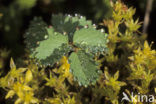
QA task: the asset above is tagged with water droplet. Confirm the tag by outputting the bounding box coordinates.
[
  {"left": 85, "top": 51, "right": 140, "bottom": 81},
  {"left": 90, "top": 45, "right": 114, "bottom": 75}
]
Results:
[
  {"left": 44, "top": 35, "right": 48, "bottom": 39},
  {"left": 106, "top": 39, "right": 109, "bottom": 43},
  {"left": 68, "top": 14, "right": 71, "bottom": 17},
  {"left": 84, "top": 25, "right": 88, "bottom": 28},
  {"left": 93, "top": 24, "right": 96, "bottom": 28},
  {"left": 63, "top": 32, "right": 67, "bottom": 35},
  {"left": 75, "top": 13, "right": 78, "bottom": 16},
  {"left": 36, "top": 41, "right": 40, "bottom": 45},
  {"left": 101, "top": 29, "right": 104, "bottom": 33},
  {"left": 54, "top": 32, "right": 57, "bottom": 35},
  {"left": 78, "top": 82, "right": 81, "bottom": 86}
]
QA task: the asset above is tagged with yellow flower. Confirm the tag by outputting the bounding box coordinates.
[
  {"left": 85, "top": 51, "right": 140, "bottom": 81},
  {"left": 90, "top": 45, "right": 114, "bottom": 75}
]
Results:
[
  {"left": 46, "top": 95, "right": 76, "bottom": 104},
  {"left": 25, "top": 69, "right": 33, "bottom": 83},
  {"left": 4, "top": 59, "right": 38, "bottom": 104},
  {"left": 59, "top": 56, "right": 70, "bottom": 78},
  {"left": 45, "top": 97, "right": 61, "bottom": 104},
  {"left": 45, "top": 71, "right": 56, "bottom": 87},
  {"left": 130, "top": 41, "right": 156, "bottom": 70},
  {"left": 6, "top": 81, "right": 38, "bottom": 104},
  {"left": 62, "top": 95, "right": 76, "bottom": 104},
  {"left": 125, "top": 19, "right": 141, "bottom": 32},
  {"left": 60, "top": 56, "right": 70, "bottom": 70}
]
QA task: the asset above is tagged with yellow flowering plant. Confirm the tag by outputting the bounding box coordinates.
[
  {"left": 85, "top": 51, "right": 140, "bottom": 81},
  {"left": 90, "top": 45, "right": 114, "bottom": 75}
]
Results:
[{"left": 0, "top": 0, "right": 156, "bottom": 104}]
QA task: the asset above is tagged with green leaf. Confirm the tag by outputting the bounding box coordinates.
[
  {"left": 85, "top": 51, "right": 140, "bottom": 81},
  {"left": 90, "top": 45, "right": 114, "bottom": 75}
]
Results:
[
  {"left": 51, "top": 14, "right": 78, "bottom": 34},
  {"left": 73, "top": 28, "right": 109, "bottom": 54},
  {"left": 51, "top": 14, "right": 94, "bottom": 42},
  {"left": 69, "top": 50, "right": 101, "bottom": 86},
  {"left": 40, "top": 44, "right": 72, "bottom": 66},
  {"left": 31, "top": 27, "right": 69, "bottom": 66},
  {"left": 71, "top": 15, "right": 93, "bottom": 28},
  {"left": 24, "top": 17, "right": 48, "bottom": 53}
]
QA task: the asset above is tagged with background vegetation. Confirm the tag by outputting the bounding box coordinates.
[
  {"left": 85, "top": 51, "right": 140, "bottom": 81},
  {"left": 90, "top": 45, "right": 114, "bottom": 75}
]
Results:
[{"left": 0, "top": 0, "right": 156, "bottom": 104}]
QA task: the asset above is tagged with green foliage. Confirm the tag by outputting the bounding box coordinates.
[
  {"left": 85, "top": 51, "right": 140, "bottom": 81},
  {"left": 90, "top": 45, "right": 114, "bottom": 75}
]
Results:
[
  {"left": 73, "top": 28, "right": 108, "bottom": 54},
  {"left": 0, "top": 58, "right": 39, "bottom": 104},
  {"left": 0, "top": 1, "right": 156, "bottom": 104},
  {"left": 103, "top": 70, "right": 126, "bottom": 104},
  {"left": 0, "top": 4, "right": 22, "bottom": 42},
  {"left": 24, "top": 17, "right": 48, "bottom": 53},
  {"left": 69, "top": 51, "right": 100, "bottom": 86},
  {"left": 42, "top": 0, "right": 65, "bottom": 4},
  {"left": 30, "top": 27, "right": 68, "bottom": 65},
  {"left": 15, "top": 0, "right": 37, "bottom": 9},
  {"left": 0, "top": 0, "right": 37, "bottom": 56},
  {"left": 0, "top": 49, "right": 10, "bottom": 69},
  {"left": 128, "top": 41, "right": 156, "bottom": 94},
  {"left": 51, "top": 14, "right": 93, "bottom": 42},
  {"left": 97, "top": 1, "right": 156, "bottom": 103},
  {"left": 89, "top": 0, "right": 114, "bottom": 20},
  {"left": 0, "top": 57, "right": 76, "bottom": 104},
  {"left": 24, "top": 14, "right": 109, "bottom": 86}
]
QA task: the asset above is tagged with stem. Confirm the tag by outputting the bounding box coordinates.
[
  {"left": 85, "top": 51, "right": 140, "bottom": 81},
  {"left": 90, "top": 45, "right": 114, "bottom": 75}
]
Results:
[{"left": 143, "top": 0, "right": 154, "bottom": 34}]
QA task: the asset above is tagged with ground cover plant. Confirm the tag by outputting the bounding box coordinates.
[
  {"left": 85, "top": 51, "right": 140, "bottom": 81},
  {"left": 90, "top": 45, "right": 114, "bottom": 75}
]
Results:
[{"left": 0, "top": 0, "right": 156, "bottom": 104}]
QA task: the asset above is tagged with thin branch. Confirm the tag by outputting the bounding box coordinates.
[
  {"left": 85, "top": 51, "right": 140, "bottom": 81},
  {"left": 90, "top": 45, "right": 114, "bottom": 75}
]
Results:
[{"left": 143, "top": 0, "right": 154, "bottom": 34}]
